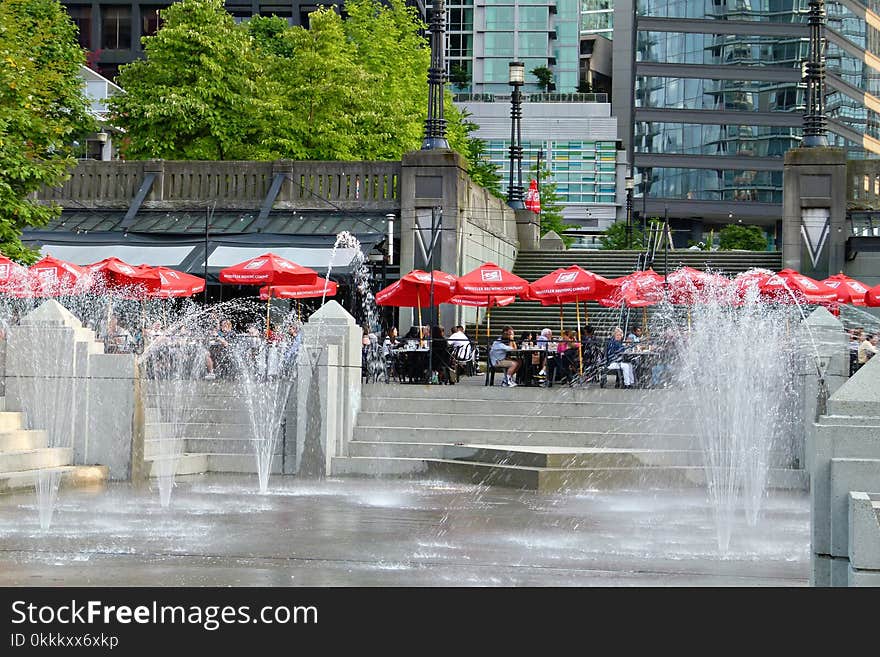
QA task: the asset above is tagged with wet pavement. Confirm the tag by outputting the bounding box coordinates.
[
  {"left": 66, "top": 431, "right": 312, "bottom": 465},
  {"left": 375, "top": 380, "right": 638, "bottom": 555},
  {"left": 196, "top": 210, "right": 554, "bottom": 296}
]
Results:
[{"left": 0, "top": 475, "right": 810, "bottom": 586}]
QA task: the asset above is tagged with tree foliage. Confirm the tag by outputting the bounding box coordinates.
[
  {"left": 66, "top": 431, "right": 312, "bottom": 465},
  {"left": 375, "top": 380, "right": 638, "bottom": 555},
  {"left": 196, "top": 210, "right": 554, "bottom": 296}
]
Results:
[
  {"left": 0, "top": 0, "right": 94, "bottom": 262},
  {"left": 449, "top": 64, "right": 471, "bottom": 91},
  {"left": 111, "top": 0, "right": 275, "bottom": 160},
  {"left": 718, "top": 224, "right": 767, "bottom": 251},
  {"left": 531, "top": 66, "right": 554, "bottom": 93},
  {"left": 600, "top": 221, "right": 644, "bottom": 250},
  {"left": 529, "top": 164, "right": 576, "bottom": 246}
]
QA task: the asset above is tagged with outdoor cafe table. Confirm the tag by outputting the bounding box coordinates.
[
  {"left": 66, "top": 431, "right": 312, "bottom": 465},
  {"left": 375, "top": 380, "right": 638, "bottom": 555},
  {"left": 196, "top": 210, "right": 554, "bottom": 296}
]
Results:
[
  {"left": 507, "top": 345, "right": 554, "bottom": 387},
  {"left": 620, "top": 347, "right": 665, "bottom": 388},
  {"left": 391, "top": 346, "right": 430, "bottom": 383}
]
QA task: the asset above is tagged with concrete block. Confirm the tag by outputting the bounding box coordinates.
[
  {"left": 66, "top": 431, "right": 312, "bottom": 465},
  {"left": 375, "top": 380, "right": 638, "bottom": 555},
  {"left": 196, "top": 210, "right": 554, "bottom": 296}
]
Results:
[
  {"left": 811, "top": 553, "right": 832, "bottom": 587},
  {"left": 827, "top": 353, "right": 880, "bottom": 417},
  {"left": 848, "top": 492, "right": 880, "bottom": 570},
  {"left": 809, "top": 429, "right": 833, "bottom": 555},
  {"left": 830, "top": 556, "right": 851, "bottom": 586},
  {"left": 848, "top": 565, "right": 880, "bottom": 587},
  {"left": 830, "top": 458, "right": 880, "bottom": 557}
]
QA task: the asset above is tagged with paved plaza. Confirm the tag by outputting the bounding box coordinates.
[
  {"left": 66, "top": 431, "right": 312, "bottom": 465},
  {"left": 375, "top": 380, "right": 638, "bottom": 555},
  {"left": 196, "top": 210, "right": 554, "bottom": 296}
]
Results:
[{"left": 0, "top": 475, "right": 809, "bottom": 586}]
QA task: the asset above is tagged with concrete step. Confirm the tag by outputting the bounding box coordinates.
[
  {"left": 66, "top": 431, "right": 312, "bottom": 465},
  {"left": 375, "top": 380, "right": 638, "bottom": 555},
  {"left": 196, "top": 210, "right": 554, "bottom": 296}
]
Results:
[
  {"left": 145, "top": 407, "right": 250, "bottom": 424},
  {"left": 144, "top": 437, "right": 282, "bottom": 458},
  {"left": 0, "top": 447, "right": 72, "bottom": 473},
  {"left": 818, "top": 413, "right": 880, "bottom": 427},
  {"left": 146, "top": 453, "right": 282, "bottom": 477},
  {"left": 332, "top": 456, "right": 806, "bottom": 492},
  {"left": 348, "top": 441, "right": 701, "bottom": 467},
  {"left": 360, "top": 398, "right": 686, "bottom": 419},
  {"left": 0, "top": 464, "right": 109, "bottom": 494},
  {"left": 348, "top": 440, "right": 796, "bottom": 468},
  {"left": 0, "top": 429, "right": 48, "bottom": 453},
  {"left": 0, "top": 412, "right": 24, "bottom": 431},
  {"left": 145, "top": 422, "right": 254, "bottom": 440},
  {"left": 352, "top": 425, "right": 700, "bottom": 449},
  {"left": 362, "top": 385, "right": 686, "bottom": 405},
  {"left": 355, "top": 411, "right": 689, "bottom": 434}
]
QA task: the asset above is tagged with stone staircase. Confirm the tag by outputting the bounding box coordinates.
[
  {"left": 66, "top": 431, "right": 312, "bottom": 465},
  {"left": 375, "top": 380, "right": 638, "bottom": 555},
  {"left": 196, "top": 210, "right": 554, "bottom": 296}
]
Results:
[
  {"left": 481, "top": 250, "right": 783, "bottom": 338},
  {"left": 143, "top": 381, "right": 283, "bottom": 477},
  {"left": 0, "top": 396, "right": 107, "bottom": 494},
  {"left": 333, "top": 385, "right": 807, "bottom": 492}
]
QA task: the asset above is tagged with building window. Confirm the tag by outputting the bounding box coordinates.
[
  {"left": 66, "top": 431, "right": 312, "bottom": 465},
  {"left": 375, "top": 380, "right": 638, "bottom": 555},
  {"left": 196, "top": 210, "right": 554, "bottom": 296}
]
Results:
[
  {"left": 141, "top": 6, "right": 166, "bottom": 42},
  {"left": 67, "top": 5, "right": 92, "bottom": 50},
  {"left": 101, "top": 7, "right": 131, "bottom": 50}
]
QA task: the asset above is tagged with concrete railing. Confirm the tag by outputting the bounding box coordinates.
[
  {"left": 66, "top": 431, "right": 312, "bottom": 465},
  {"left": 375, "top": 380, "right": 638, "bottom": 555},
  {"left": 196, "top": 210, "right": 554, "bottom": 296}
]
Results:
[
  {"left": 36, "top": 159, "right": 402, "bottom": 212},
  {"left": 848, "top": 159, "right": 880, "bottom": 210}
]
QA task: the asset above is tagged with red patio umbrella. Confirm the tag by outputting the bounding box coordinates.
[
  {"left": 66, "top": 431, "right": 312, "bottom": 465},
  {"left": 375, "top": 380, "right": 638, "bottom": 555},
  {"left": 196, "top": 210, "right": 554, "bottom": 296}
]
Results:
[
  {"left": 446, "top": 295, "right": 515, "bottom": 308},
  {"left": 821, "top": 273, "right": 870, "bottom": 306},
  {"left": 666, "top": 266, "right": 731, "bottom": 305},
  {"left": 865, "top": 283, "right": 880, "bottom": 307},
  {"left": 259, "top": 278, "right": 338, "bottom": 300},
  {"left": 218, "top": 252, "right": 318, "bottom": 286},
  {"left": 87, "top": 257, "right": 161, "bottom": 295},
  {"left": 597, "top": 269, "right": 665, "bottom": 308},
  {"left": 27, "top": 256, "right": 91, "bottom": 297},
  {"left": 0, "top": 256, "right": 29, "bottom": 295},
  {"left": 758, "top": 269, "right": 837, "bottom": 304},
  {"left": 455, "top": 262, "right": 529, "bottom": 296},
  {"left": 147, "top": 267, "right": 206, "bottom": 298},
  {"left": 376, "top": 270, "right": 457, "bottom": 307}
]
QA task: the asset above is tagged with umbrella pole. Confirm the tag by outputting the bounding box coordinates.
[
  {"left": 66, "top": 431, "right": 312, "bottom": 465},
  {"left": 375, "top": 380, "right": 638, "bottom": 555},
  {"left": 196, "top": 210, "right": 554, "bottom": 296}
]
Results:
[
  {"left": 417, "top": 299, "right": 423, "bottom": 347},
  {"left": 687, "top": 308, "right": 692, "bottom": 332},
  {"left": 559, "top": 303, "right": 563, "bottom": 334},
  {"left": 642, "top": 307, "right": 647, "bottom": 334},
  {"left": 265, "top": 290, "right": 272, "bottom": 339},
  {"left": 583, "top": 301, "right": 589, "bottom": 327},
  {"left": 576, "top": 298, "right": 583, "bottom": 378}
]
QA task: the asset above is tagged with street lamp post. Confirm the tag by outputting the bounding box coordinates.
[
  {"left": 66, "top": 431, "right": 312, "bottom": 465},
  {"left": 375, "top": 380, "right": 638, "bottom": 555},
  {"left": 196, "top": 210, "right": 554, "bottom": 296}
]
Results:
[
  {"left": 625, "top": 173, "right": 635, "bottom": 249},
  {"left": 507, "top": 61, "right": 525, "bottom": 209},
  {"left": 422, "top": 0, "right": 449, "bottom": 150},
  {"left": 803, "top": 0, "right": 828, "bottom": 148}
]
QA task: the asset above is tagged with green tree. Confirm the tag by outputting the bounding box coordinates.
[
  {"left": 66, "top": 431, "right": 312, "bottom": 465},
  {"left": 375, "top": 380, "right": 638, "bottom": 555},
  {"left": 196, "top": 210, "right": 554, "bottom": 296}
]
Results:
[
  {"left": 718, "top": 224, "right": 767, "bottom": 251},
  {"left": 110, "top": 0, "right": 276, "bottom": 160},
  {"left": 576, "top": 79, "right": 593, "bottom": 94},
  {"left": 459, "top": 112, "right": 502, "bottom": 198},
  {"left": 529, "top": 164, "right": 576, "bottom": 246},
  {"left": 600, "top": 221, "right": 645, "bottom": 250},
  {"left": 0, "top": 0, "right": 94, "bottom": 262},
  {"left": 449, "top": 64, "right": 471, "bottom": 91},
  {"left": 531, "top": 66, "right": 554, "bottom": 93},
  {"left": 249, "top": 13, "right": 364, "bottom": 160}
]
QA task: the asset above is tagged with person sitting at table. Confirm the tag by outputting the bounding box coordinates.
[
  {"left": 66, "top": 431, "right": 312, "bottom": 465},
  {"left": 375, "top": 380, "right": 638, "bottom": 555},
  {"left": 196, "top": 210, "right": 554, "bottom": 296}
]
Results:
[
  {"left": 382, "top": 327, "right": 400, "bottom": 355},
  {"left": 627, "top": 326, "right": 643, "bottom": 344},
  {"left": 429, "top": 325, "right": 455, "bottom": 384},
  {"left": 581, "top": 325, "right": 604, "bottom": 380},
  {"left": 210, "top": 318, "right": 237, "bottom": 378},
  {"left": 535, "top": 328, "right": 553, "bottom": 378},
  {"left": 606, "top": 326, "right": 635, "bottom": 388},
  {"left": 489, "top": 325, "right": 520, "bottom": 387},
  {"left": 447, "top": 325, "right": 469, "bottom": 348},
  {"left": 519, "top": 330, "right": 535, "bottom": 347}
]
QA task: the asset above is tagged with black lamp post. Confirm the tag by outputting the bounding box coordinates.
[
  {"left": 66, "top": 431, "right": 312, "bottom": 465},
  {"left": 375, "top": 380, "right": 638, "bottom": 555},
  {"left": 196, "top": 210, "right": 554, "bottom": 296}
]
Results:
[
  {"left": 422, "top": 0, "right": 449, "bottom": 150},
  {"left": 803, "top": 0, "right": 828, "bottom": 147},
  {"left": 625, "top": 173, "right": 635, "bottom": 249},
  {"left": 507, "top": 61, "right": 525, "bottom": 209}
]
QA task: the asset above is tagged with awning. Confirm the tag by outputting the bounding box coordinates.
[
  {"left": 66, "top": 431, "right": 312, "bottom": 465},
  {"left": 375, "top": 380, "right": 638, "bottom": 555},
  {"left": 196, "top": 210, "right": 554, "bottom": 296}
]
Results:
[{"left": 24, "top": 232, "right": 377, "bottom": 280}]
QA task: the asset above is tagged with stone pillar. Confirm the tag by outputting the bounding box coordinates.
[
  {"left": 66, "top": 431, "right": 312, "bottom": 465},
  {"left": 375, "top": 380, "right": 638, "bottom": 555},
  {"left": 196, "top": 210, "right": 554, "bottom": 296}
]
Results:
[
  {"left": 143, "top": 160, "right": 165, "bottom": 202},
  {"left": 400, "top": 148, "right": 520, "bottom": 331},
  {"left": 782, "top": 147, "right": 847, "bottom": 279},
  {"left": 800, "top": 307, "right": 847, "bottom": 471},
  {"left": 4, "top": 301, "right": 136, "bottom": 480},
  {"left": 515, "top": 208, "right": 540, "bottom": 250},
  {"left": 296, "top": 301, "right": 360, "bottom": 476},
  {"left": 272, "top": 159, "right": 295, "bottom": 203},
  {"left": 809, "top": 353, "right": 880, "bottom": 586}
]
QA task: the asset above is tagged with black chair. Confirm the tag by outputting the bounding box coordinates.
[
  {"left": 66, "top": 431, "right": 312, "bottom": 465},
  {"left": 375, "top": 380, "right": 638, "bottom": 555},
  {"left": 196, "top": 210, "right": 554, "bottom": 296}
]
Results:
[{"left": 484, "top": 357, "right": 508, "bottom": 386}]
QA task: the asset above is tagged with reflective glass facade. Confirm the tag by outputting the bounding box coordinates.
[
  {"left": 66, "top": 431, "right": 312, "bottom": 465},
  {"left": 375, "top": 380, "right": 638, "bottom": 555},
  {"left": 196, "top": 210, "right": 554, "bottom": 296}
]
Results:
[
  {"left": 484, "top": 139, "right": 619, "bottom": 204},
  {"left": 581, "top": 0, "right": 612, "bottom": 38},
  {"left": 449, "top": 0, "right": 581, "bottom": 93},
  {"left": 623, "top": 0, "right": 880, "bottom": 206}
]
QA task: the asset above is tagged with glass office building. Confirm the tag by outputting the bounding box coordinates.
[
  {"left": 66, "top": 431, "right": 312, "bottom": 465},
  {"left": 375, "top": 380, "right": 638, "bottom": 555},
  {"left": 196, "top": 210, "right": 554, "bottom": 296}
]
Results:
[
  {"left": 613, "top": 0, "right": 880, "bottom": 228},
  {"left": 448, "top": 0, "right": 581, "bottom": 94}
]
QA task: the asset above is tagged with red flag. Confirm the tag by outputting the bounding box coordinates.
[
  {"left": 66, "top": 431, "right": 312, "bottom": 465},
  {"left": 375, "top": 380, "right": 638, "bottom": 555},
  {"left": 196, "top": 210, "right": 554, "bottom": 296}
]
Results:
[{"left": 525, "top": 179, "right": 541, "bottom": 213}]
